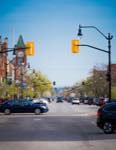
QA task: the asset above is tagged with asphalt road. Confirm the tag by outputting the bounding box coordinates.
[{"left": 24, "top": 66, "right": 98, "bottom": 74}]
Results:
[{"left": 0, "top": 101, "right": 116, "bottom": 150}]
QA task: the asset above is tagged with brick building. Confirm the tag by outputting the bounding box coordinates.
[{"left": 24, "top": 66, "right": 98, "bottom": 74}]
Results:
[
  {"left": 111, "top": 64, "right": 116, "bottom": 86},
  {"left": 0, "top": 36, "right": 8, "bottom": 82},
  {"left": 14, "top": 35, "right": 27, "bottom": 81},
  {"left": 0, "top": 35, "right": 27, "bottom": 84}
]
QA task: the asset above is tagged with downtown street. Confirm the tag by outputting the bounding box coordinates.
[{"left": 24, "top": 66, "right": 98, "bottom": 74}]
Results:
[{"left": 0, "top": 101, "right": 116, "bottom": 150}]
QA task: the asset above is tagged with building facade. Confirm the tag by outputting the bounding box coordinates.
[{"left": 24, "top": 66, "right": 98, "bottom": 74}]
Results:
[
  {"left": 14, "top": 35, "right": 27, "bottom": 81},
  {"left": 111, "top": 64, "right": 116, "bottom": 86},
  {"left": 0, "top": 36, "right": 8, "bottom": 83}
]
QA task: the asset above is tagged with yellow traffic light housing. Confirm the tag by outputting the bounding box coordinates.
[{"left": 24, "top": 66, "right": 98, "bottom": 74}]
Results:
[
  {"left": 26, "top": 42, "right": 35, "bottom": 56},
  {"left": 72, "top": 39, "right": 80, "bottom": 53}
]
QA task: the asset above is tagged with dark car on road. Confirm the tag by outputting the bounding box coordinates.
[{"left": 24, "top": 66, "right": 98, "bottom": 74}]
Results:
[
  {"left": 0, "top": 99, "right": 49, "bottom": 115},
  {"left": 95, "top": 97, "right": 105, "bottom": 106},
  {"left": 97, "top": 102, "right": 116, "bottom": 134},
  {"left": 82, "top": 97, "right": 94, "bottom": 105},
  {"left": 56, "top": 97, "right": 64, "bottom": 103}
]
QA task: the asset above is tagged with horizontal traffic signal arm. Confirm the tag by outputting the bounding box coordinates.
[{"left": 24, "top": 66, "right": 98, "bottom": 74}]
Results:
[
  {"left": 79, "top": 44, "right": 109, "bottom": 54},
  {"left": 0, "top": 47, "right": 27, "bottom": 54}
]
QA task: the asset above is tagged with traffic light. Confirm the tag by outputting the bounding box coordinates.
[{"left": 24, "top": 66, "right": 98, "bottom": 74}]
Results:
[
  {"left": 53, "top": 81, "right": 56, "bottom": 86},
  {"left": 72, "top": 39, "right": 80, "bottom": 53},
  {"left": 82, "top": 81, "right": 85, "bottom": 85},
  {"left": 106, "top": 73, "right": 110, "bottom": 81},
  {"left": 26, "top": 42, "right": 35, "bottom": 56}
]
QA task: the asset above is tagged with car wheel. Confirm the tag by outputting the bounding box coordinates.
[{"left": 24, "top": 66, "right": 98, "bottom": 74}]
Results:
[
  {"left": 34, "top": 108, "right": 41, "bottom": 115},
  {"left": 4, "top": 109, "right": 11, "bottom": 115},
  {"left": 103, "top": 122, "right": 114, "bottom": 134}
]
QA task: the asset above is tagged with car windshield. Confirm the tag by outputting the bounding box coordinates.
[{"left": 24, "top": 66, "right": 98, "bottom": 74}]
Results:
[{"left": 73, "top": 98, "right": 79, "bottom": 100}]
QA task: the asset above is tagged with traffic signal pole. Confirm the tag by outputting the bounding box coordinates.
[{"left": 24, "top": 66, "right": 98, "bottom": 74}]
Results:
[
  {"left": 77, "top": 25, "right": 113, "bottom": 103},
  {"left": 108, "top": 33, "right": 112, "bottom": 103}
]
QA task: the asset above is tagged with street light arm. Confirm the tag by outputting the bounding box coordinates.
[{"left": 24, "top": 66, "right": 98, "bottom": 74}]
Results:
[{"left": 79, "top": 25, "right": 108, "bottom": 39}]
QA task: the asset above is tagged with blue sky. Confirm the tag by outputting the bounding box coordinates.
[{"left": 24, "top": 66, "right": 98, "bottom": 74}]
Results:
[{"left": 0, "top": 0, "right": 116, "bottom": 87}]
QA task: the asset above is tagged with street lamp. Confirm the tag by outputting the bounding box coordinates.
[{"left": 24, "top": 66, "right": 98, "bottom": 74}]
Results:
[{"left": 77, "top": 24, "right": 113, "bottom": 102}]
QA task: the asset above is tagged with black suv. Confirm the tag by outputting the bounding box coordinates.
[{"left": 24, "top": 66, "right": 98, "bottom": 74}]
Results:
[{"left": 97, "top": 102, "right": 116, "bottom": 134}]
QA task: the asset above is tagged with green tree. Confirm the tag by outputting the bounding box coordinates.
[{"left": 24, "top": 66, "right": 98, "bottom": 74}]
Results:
[
  {"left": 26, "top": 71, "right": 52, "bottom": 98},
  {"left": 112, "top": 86, "right": 116, "bottom": 99},
  {"left": 73, "top": 65, "right": 108, "bottom": 98}
]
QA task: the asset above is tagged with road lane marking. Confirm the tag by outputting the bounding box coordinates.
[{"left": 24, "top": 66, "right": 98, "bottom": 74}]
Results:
[{"left": 34, "top": 118, "right": 42, "bottom": 121}]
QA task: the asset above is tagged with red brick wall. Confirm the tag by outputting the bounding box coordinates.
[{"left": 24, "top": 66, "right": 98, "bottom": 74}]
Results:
[
  {"left": 111, "top": 64, "right": 116, "bottom": 86},
  {"left": 0, "top": 40, "right": 8, "bottom": 81}
]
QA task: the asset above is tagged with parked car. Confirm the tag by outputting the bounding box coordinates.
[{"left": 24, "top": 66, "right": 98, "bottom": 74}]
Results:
[
  {"left": 79, "top": 96, "right": 85, "bottom": 103},
  {"left": 83, "top": 97, "right": 90, "bottom": 104},
  {"left": 97, "top": 102, "right": 116, "bottom": 134},
  {"left": 0, "top": 99, "right": 49, "bottom": 115},
  {"left": 83, "top": 97, "right": 94, "bottom": 105},
  {"left": 67, "top": 97, "right": 74, "bottom": 103},
  {"left": 72, "top": 98, "right": 80, "bottom": 105}
]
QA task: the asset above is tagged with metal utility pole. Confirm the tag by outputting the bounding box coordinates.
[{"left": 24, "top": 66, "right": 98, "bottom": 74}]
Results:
[{"left": 77, "top": 25, "right": 113, "bottom": 102}]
